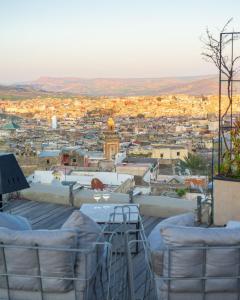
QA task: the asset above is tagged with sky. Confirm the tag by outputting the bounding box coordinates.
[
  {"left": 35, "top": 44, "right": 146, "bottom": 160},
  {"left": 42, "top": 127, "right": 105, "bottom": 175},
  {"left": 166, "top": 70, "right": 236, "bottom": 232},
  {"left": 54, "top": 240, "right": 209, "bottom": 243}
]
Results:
[{"left": 0, "top": 0, "right": 240, "bottom": 84}]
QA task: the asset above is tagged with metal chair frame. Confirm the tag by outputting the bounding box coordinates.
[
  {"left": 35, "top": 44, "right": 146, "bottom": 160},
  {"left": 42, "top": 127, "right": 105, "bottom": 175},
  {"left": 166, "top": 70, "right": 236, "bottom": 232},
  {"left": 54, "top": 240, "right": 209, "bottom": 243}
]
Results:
[
  {"left": 0, "top": 240, "right": 113, "bottom": 300},
  {"left": 127, "top": 237, "right": 240, "bottom": 300}
]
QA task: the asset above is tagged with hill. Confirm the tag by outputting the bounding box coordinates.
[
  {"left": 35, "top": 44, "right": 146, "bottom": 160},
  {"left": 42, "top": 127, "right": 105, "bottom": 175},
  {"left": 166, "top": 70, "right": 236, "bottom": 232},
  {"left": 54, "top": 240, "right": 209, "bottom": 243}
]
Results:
[
  {"left": 29, "top": 75, "right": 218, "bottom": 96},
  {"left": 0, "top": 75, "right": 220, "bottom": 99},
  {"left": 0, "top": 85, "right": 71, "bottom": 100}
]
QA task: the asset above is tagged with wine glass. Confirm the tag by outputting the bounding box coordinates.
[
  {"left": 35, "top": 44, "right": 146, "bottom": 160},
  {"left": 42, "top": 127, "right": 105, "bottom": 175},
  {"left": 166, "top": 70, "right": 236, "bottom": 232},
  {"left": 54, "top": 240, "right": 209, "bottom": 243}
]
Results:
[
  {"left": 102, "top": 194, "right": 110, "bottom": 201},
  {"left": 93, "top": 193, "right": 101, "bottom": 203}
]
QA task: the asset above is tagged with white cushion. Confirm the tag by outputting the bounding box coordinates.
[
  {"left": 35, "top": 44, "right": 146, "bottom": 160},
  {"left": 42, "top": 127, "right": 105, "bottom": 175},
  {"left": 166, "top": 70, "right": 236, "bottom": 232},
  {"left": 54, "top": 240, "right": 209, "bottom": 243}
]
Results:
[{"left": 0, "top": 212, "right": 31, "bottom": 230}]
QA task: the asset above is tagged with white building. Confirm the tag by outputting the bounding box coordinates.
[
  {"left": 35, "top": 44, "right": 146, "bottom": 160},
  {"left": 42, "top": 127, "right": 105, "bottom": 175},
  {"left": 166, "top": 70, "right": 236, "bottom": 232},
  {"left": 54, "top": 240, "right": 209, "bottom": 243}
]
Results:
[
  {"left": 51, "top": 115, "right": 57, "bottom": 130},
  {"left": 28, "top": 170, "right": 134, "bottom": 193}
]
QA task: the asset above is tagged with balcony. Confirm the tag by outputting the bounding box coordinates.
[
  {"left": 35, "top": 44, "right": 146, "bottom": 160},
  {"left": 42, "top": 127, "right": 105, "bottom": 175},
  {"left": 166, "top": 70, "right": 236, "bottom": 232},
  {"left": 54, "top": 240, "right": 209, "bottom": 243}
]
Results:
[{"left": 1, "top": 198, "right": 162, "bottom": 300}]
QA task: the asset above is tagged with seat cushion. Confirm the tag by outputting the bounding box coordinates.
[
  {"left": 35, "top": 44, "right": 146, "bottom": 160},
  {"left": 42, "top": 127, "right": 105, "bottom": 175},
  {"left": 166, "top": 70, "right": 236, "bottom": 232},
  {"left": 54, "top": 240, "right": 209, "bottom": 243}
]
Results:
[
  {"left": 0, "top": 228, "right": 77, "bottom": 292},
  {"left": 0, "top": 212, "right": 31, "bottom": 230},
  {"left": 160, "top": 226, "right": 240, "bottom": 294}
]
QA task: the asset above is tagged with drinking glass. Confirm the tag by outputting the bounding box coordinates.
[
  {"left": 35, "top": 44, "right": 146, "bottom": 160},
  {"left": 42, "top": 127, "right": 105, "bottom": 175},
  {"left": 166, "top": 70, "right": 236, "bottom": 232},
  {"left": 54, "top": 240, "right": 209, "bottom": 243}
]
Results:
[
  {"left": 102, "top": 194, "right": 110, "bottom": 201},
  {"left": 93, "top": 193, "right": 101, "bottom": 203}
]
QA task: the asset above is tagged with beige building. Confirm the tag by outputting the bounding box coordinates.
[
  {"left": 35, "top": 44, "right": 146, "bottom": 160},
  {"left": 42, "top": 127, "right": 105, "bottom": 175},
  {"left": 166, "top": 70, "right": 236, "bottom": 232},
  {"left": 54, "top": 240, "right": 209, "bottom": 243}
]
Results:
[
  {"left": 151, "top": 144, "right": 188, "bottom": 160},
  {"left": 116, "top": 163, "right": 150, "bottom": 177}
]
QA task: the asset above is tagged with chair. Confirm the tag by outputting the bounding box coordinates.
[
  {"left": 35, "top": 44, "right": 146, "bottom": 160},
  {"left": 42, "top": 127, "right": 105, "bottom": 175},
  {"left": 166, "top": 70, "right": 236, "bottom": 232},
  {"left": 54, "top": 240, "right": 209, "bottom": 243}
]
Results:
[
  {"left": 0, "top": 211, "right": 112, "bottom": 300},
  {"left": 147, "top": 213, "right": 240, "bottom": 300}
]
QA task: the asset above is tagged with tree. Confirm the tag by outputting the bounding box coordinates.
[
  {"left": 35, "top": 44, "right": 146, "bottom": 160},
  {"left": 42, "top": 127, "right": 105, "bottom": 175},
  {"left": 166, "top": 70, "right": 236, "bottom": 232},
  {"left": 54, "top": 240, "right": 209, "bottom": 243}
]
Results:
[
  {"left": 179, "top": 153, "right": 208, "bottom": 175},
  {"left": 201, "top": 19, "right": 240, "bottom": 152},
  {"left": 176, "top": 188, "right": 187, "bottom": 197}
]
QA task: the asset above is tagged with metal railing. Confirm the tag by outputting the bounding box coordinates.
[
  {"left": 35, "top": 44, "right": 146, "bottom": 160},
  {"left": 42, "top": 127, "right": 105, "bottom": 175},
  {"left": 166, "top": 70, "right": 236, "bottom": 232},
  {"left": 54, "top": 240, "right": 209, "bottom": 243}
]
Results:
[{"left": 102, "top": 205, "right": 144, "bottom": 300}]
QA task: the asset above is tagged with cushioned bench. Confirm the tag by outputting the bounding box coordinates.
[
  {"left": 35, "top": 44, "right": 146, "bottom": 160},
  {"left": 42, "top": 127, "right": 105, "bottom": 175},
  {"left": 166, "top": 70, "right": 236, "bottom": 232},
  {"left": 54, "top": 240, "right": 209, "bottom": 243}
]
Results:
[
  {"left": 0, "top": 211, "right": 108, "bottom": 300},
  {"left": 148, "top": 213, "right": 240, "bottom": 300}
]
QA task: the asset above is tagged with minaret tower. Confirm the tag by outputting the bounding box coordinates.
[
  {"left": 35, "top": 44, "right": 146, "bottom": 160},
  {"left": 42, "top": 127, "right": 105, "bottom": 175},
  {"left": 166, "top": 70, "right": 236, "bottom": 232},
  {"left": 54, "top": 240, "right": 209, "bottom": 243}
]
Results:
[{"left": 103, "top": 118, "right": 120, "bottom": 160}]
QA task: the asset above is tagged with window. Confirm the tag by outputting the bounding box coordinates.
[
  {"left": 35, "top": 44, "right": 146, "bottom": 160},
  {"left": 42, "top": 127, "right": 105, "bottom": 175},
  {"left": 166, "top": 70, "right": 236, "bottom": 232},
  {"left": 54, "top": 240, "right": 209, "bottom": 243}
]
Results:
[
  {"left": 72, "top": 158, "right": 76, "bottom": 163},
  {"left": 160, "top": 153, "right": 164, "bottom": 158},
  {"left": 177, "top": 152, "right": 180, "bottom": 156},
  {"left": 46, "top": 159, "right": 50, "bottom": 164}
]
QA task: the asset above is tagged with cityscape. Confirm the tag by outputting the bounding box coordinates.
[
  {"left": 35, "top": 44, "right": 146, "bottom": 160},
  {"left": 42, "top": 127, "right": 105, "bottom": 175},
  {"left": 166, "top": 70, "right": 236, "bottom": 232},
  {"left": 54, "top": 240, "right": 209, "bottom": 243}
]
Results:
[{"left": 1, "top": 1, "right": 240, "bottom": 300}]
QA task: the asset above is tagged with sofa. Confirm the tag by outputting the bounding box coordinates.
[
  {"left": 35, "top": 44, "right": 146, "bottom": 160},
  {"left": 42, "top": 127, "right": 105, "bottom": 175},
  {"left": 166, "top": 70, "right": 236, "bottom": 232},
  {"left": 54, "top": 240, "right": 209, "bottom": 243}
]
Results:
[
  {"left": 0, "top": 211, "right": 108, "bottom": 300},
  {"left": 148, "top": 213, "right": 240, "bottom": 300}
]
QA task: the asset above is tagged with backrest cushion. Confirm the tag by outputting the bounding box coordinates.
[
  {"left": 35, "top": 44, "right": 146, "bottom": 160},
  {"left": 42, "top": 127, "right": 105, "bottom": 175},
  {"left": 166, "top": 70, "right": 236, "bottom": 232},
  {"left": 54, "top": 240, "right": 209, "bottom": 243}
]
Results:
[
  {"left": 0, "top": 228, "right": 77, "bottom": 292},
  {"left": 61, "top": 211, "right": 104, "bottom": 292},
  {"left": 61, "top": 210, "right": 103, "bottom": 246},
  {"left": 160, "top": 226, "right": 240, "bottom": 293},
  {"left": 158, "top": 213, "right": 196, "bottom": 228},
  {"left": 0, "top": 213, "right": 31, "bottom": 230},
  {"left": 161, "top": 225, "right": 240, "bottom": 246},
  {"left": 148, "top": 213, "right": 195, "bottom": 276},
  {"left": 148, "top": 213, "right": 195, "bottom": 251}
]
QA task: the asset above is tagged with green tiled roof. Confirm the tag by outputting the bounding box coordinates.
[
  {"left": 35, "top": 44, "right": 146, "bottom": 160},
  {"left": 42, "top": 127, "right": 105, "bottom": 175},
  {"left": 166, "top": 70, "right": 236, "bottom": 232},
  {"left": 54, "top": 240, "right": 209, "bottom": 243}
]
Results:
[{"left": 2, "top": 121, "right": 20, "bottom": 130}]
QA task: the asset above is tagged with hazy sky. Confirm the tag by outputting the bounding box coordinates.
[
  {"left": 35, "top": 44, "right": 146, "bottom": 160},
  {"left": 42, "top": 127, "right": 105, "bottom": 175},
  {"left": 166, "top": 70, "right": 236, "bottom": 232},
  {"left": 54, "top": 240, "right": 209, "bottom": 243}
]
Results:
[{"left": 1, "top": 0, "right": 240, "bottom": 83}]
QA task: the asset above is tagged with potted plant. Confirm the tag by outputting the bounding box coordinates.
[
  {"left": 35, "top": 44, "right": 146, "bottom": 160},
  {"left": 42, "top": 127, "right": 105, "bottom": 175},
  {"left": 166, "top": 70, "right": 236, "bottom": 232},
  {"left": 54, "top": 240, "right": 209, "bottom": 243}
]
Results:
[{"left": 201, "top": 20, "right": 240, "bottom": 225}]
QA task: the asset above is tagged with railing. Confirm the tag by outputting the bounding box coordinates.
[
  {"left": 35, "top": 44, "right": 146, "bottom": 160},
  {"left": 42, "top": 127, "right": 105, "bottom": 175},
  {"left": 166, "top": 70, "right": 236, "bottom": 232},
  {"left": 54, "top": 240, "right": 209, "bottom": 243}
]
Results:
[
  {"left": 126, "top": 236, "right": 157, "bottom": 300},
  {"left": 101, "top": 205, "right": 144, "bottom": 300}
]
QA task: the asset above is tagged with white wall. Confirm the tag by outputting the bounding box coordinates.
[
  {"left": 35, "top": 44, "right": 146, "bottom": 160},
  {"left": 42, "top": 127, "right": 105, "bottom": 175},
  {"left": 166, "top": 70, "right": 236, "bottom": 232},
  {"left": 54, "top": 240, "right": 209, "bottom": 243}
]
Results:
[
  {"left": 29, "top": 171, "right": 54, "bottom": 184},
  {"left": 29, "top": 170, "right": 134, "bottom": 187},
  {"left": 70, "top": 171, "right": 133, "bottom": 185}
]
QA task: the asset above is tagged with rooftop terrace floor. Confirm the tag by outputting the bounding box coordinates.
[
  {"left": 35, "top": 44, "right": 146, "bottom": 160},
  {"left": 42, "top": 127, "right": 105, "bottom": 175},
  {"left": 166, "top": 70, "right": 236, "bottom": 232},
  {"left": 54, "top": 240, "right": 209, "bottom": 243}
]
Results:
[{"left": 4, "top": 199, "right": 162, "bottom": 300}]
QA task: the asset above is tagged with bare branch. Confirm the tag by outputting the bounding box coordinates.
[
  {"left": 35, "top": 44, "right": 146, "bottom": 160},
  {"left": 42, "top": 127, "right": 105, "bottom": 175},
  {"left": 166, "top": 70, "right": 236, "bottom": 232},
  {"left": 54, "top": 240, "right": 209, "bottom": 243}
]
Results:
[{"left": 201, "top": 18, "right": 240, "bottom": 154}]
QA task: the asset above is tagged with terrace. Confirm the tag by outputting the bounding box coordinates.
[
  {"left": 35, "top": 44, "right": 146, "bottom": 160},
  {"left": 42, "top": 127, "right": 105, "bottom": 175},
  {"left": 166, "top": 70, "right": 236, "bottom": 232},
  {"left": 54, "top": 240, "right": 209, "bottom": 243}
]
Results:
[
  {"left": 2, "top": 191, "right": 240, "bottom": 300},
  {"left": 1, "top": 137, "right": 240, "bottom": 300},
  {"left": 2, "top": 198, "right": 162, "bottom": 300}
]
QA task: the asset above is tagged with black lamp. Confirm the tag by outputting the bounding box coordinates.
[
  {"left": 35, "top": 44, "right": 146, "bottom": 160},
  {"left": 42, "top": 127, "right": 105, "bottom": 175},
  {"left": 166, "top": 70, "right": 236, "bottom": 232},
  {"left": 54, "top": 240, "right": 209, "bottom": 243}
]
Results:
[{"left": 0, "top": 153, "right": 29, "bottom": 210}]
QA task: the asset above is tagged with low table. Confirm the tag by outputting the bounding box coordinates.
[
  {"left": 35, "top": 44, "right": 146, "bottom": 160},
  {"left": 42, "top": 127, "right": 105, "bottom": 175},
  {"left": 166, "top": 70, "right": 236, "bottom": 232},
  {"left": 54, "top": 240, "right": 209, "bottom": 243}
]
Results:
[{"left": 80, "top": 203, "right": 141, "bottom": 253}]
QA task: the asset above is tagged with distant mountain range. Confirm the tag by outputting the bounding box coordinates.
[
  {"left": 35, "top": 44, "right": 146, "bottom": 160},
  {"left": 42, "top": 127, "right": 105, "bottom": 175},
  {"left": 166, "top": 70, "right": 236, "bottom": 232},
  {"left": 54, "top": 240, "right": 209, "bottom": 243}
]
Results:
[
  {"left": 0, "top": 84, "right": 71, "bottom": 100},
  {"left": 0, "top": 75, "right": 219, "bottom": 98}
]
